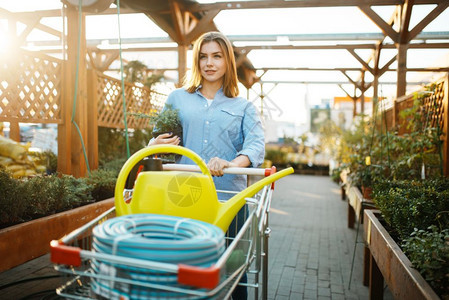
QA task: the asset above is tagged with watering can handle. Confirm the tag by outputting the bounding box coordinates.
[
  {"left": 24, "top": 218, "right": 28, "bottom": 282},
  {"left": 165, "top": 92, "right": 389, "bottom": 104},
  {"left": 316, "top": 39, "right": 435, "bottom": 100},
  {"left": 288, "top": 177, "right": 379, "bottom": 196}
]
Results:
[
  {"left": 163, "top": 164, "right": 272, "bottom": 176},
  {"left": 115, "top": 145, "right": 213, "bottom": 215}
]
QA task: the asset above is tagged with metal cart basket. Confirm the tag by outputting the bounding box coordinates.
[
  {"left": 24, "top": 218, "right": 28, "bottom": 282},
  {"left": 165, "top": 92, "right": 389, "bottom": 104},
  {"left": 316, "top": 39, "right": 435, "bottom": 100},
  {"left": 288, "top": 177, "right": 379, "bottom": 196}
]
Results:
[{"left": 51, "top": 145, "right": 293, "bottom": 299}]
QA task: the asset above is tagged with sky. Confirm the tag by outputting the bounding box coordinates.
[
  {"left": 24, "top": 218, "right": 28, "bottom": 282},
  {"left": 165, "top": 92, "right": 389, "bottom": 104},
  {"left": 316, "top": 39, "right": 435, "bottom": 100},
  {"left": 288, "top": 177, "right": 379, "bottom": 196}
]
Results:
[{"left": 1, "top": 0, "right": 449, "bottom": 126}]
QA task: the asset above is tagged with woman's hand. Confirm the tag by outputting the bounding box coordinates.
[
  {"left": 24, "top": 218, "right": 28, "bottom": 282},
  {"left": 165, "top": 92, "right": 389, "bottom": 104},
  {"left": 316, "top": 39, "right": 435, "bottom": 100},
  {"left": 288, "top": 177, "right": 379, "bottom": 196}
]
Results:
[
  {"left": 147, "top": 133, "right": 180, "bottom": 147},
  {"left": 207, "top": 155, "right": 251, "bottom": 177},
  {"left": 207, "top": 157, "right": 233, "bottom": 177}
]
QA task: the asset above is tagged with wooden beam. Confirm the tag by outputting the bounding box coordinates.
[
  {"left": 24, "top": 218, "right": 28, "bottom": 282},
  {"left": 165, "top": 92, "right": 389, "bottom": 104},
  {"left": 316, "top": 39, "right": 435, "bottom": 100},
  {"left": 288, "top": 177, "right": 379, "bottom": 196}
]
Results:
[
  {"left": 17, "top": 18, "right": 40, "bottom": 46},
  {"left": 399, "top": 0, "right": 414, "bottom": 43},
  {"left": 169, "top": 0, "right": 185, "bottom": 43},
  {"left": 184, "top": 10, "right": 220, "bottom": 45},
  {"left": 144, "top": 12, "right": 179, "bottom": 44},
  {"left": 186, "top": 0, "right": 433, "bottom": 12},
  {"left": 184, "top": 11, "right": 198, "bottom": 34},
  {"left": 347, "top": 48, "right": 374, "bottom": 74},
  {"left": 359, "top": 5, "right": 399, "bottom": 42},
  {"left": 235, "top": 52, "right": 249, "bottom": 68},
  {"left": 379, "top": 55, "right": 397, "bottom": 75},
  {"left": 408, "top": 1, "right": 449, "bottom": 41}
]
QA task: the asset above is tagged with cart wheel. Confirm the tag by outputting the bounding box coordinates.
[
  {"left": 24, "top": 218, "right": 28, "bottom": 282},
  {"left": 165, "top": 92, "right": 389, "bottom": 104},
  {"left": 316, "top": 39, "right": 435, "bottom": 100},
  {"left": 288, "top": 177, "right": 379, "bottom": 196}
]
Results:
[{"left": 115, "top": 145, "right": 213, "bottom": 215}]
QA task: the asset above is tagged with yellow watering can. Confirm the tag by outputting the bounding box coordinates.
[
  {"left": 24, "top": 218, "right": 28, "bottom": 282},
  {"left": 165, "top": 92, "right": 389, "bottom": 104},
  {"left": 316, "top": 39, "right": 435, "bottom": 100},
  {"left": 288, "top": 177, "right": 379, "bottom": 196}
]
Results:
[{"left": 115, "top": 145, "right": 293, "bottom": 232}]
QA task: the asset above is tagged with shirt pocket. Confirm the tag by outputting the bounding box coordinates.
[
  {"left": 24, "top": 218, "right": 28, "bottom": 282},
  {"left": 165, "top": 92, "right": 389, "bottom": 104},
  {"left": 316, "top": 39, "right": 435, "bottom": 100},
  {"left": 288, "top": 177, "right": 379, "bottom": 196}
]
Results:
[{"left": 220, "top": 108, "right": 244, "bottom": 147}]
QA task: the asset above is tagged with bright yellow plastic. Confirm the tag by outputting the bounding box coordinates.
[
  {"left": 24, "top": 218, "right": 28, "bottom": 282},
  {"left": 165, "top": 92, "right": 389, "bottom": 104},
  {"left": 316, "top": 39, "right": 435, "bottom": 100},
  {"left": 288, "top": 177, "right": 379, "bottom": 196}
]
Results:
[{"left": 115, "top": 145, "right": 294, "bottom": 232}]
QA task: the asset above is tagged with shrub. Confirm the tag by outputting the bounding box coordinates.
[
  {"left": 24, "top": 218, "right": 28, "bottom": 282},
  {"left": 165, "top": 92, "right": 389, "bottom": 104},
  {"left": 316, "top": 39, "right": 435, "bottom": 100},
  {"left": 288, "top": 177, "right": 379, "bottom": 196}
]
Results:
[
  {"left": 0, "top": 169, "right": 27, "bottom": 224},
  {"left": 21, "top": 174, "right": 94, "bottom": 218},
  {"left": 85, "top": 169, "right": 117, "bottom": 201},
  {"left": 373, "top": 178, "right": 449, "bottom": 241},
  {"left": 402, "top": 226, "right": 449, "bottom": 298}
]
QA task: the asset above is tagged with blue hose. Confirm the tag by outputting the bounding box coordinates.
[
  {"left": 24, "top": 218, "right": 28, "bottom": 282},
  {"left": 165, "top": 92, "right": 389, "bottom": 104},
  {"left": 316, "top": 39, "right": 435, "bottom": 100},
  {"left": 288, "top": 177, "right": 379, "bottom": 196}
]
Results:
[{"left": 91, "top": 214, "right": 225, "bottom": 299}]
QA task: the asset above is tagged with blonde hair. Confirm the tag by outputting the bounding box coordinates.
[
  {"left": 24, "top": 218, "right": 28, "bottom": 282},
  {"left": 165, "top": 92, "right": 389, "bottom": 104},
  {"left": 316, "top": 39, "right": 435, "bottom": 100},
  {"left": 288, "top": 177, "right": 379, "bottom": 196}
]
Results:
[{"left": 183, "top": 31, "right": 239, "bottom": 98}]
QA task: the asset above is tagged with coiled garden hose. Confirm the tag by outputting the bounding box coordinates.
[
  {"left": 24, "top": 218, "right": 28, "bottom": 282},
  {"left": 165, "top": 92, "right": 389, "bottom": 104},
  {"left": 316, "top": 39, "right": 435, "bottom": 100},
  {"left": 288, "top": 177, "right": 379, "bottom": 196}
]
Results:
[{"left": 91, "top": 214, "right": 225, "bottom": 298}]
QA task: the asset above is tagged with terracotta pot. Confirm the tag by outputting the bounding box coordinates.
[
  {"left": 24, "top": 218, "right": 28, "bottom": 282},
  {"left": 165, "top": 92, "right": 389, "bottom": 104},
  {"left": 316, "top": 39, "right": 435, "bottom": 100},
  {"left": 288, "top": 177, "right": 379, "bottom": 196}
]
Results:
[
  {"left": 362, "top": 186, "right": 373, "bottom": 199},
  {"left": 0, "top": 198, "right": 114, "bottom": 272}
]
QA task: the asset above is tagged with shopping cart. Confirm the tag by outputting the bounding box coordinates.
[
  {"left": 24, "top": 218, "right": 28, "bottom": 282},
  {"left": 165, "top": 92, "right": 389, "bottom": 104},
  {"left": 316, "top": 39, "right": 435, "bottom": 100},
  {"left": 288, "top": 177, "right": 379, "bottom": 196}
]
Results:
[{"left": 50, "top": 145, "right": 293, "bottom": 299}]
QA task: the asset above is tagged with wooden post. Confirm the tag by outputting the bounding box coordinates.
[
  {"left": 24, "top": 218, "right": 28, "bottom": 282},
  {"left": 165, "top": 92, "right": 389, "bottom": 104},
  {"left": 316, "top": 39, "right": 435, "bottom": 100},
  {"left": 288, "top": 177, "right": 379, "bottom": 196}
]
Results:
[
  {"left": 396, "top": 43, "right": 407, "bottom": 98},
  {"left": 360, "top": 71, "right": 365, "bottom": 115},
  {"left": 348, "top": 203, "right": 355, "bottom": 229},
  {"left": 178, "top": 44, "right": 188, "bottom": 87},
  {"left": 58, "top": 5, "right": 88, "bottom": 177},
  {"left": 363, "top": 246, "right": 370, "bottom": 286},
  {"left": 443, "top": 73, "right": 449, "bottom": 176},
  {"left": 8, "top": 121, "right": 20, "bottom": 142},
  {"left": 369, "top": 252, "right": 384, "bottom": 300},
  {"left": 87, "top": 69, "right": 99, "bottom": 170}
]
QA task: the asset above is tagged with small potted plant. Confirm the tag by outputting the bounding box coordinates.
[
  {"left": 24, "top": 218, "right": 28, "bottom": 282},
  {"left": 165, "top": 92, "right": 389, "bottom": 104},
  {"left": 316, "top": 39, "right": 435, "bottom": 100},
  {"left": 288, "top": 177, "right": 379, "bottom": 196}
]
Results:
[
  {"left": 149, "top": 104, "right": 182, "bottom": 144},
  {"left": 130, "top": 104, "right": 182, "bottom": 145}
]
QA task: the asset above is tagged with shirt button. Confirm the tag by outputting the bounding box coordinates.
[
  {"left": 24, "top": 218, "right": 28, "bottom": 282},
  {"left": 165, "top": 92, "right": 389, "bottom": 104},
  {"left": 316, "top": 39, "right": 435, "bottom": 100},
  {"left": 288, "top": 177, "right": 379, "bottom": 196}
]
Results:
[
  {"left": 204, "top": 104, "right": 207, "bottom": 108},
  {"left": 205, "top": 121, "right": 209, "bottom": 125},
  {"left": 204, "top": 140, "right": 208, "bottom": 143}
]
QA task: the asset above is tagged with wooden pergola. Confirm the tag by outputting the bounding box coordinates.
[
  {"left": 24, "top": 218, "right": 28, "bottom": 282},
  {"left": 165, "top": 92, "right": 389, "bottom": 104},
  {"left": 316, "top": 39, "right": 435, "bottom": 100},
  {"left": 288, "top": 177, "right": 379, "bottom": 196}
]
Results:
[{"left": 0, "top": 0, "right": 448, "bottom": 177}]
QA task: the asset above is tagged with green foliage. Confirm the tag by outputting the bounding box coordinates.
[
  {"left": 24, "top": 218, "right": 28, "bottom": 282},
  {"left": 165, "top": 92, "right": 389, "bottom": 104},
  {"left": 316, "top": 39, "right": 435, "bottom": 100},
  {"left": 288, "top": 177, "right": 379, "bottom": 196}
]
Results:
[
  {"left": 373, "top": 178, "right": 449, "bottom": 242},
  {"left": 99, "top": 157, "right": 127, "bottom": 175},
  {"left": 0, "top": 170, "right": 96, "bottom": 227},
  {"left": 85, "top": 169, "right": 117, "bottom": 201},
  {"left": 130, "top": 104, "right": 182, "bottom": 139},
  {"left": 28, "top": 150, "right": 57, "bottom": 173},
  {"left": 0, "top": 165, "right": 120, "bottom": 227},
  {"left": 123, "top": 60, "right": 164, "bottom": 90},
  {"left": 98, "top": 127, "right": 151, "bottom": 165},
  {"left": 318, "top": 119, "right": 342, "bottom": 158},
  {"left": 0, "top": 169, "right": 27, "bottom": 224},
  {"left": 148, "top": 104, "right": 181, "bottom": 137},
  {"left": 21, "top": 174, "right": 94, "bottom": 217},
  {"left": 264, "top": 148, "right": 287, "bottom": 166},
  {"left": 124, "top": 60, "right": 147, "bottom": 83},
  {"left": 402, "top": 226, "right": 449, "bottom": 298}
]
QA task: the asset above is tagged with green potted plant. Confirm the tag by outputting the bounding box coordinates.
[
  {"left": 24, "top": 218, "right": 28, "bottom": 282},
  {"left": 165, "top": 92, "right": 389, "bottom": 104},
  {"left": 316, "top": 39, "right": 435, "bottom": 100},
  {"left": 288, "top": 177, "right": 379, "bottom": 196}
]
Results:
[
  {"left": 129, "top": 104, "right": 182, "bottom": 145},
  {"left": 149, "top": 104, "right": 182, "bottom": 143}
]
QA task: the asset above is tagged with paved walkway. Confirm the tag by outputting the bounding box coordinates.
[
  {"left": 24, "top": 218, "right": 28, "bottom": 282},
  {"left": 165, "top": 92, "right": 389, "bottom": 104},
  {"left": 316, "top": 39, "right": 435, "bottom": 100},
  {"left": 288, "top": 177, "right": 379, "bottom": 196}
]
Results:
[
  {"left": 0, "top": 174, "right": 393, "bottom": 299},
  {"left": 262, "top": 174, "right": 392, "bottom": 300}
]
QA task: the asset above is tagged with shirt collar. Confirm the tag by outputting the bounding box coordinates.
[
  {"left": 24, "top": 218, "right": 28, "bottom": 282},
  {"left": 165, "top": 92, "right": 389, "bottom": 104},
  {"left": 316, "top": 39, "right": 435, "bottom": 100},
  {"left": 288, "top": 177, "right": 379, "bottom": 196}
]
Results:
[{"left": 195, "top": 85, "right": 224, "bottom": 99}]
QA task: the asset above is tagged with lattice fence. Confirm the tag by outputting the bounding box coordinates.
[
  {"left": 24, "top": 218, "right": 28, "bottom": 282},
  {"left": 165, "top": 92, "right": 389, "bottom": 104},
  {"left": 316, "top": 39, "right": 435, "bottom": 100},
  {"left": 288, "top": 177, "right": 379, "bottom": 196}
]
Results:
[
  {"left": 380, "top": 74, "right": 448, "bottom": 175},
  {"left": 0, "top": 50, "right": 62, "bottom": 123},
  {"left": 0, "top": 50, "right": 167, "bottom": 129},
  {"left": 421, "top": 80, "right": 446, "bottom": 131},
  {"left": 96, "top": 72, "right": 166, "bottom": 129},
  {"left": 381, "top": 75, "right": 447, "bottom": 135}
]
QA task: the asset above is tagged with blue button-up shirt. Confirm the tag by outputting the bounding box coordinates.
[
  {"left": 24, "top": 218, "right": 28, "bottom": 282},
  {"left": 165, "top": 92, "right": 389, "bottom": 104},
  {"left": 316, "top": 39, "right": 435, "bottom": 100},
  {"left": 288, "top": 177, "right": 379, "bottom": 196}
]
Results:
[{"left": 163, "top": 87, "right": 265, "bottom": 199}]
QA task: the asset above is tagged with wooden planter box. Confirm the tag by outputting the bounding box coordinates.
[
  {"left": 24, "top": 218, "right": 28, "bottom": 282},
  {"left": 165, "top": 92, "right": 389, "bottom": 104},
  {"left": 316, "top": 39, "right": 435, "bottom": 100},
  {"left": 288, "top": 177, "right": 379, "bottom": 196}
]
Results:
[
  {"left": 0, "top": 198, "right": 114, "bottom": 273},
  {"left": 363, "top": 210, "right": 440, "bottom": 300}
]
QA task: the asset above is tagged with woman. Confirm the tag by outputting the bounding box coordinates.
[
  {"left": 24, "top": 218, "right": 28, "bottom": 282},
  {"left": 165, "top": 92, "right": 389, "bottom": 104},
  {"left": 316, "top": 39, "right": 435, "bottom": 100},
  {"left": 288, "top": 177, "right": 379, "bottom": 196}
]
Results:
[
  {"left": 148, "top": 31, "right": 265, "bottom": 198},
  {"left": 148, "top": 31, "right": 265, "bottom": 299}
]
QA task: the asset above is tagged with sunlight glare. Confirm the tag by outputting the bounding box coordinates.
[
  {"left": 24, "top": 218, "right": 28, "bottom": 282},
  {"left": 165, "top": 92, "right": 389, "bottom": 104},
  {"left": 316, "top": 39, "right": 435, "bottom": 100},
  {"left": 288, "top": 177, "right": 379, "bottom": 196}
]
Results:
[{"left": 0, "top": 29, "right": 10, "bottom": 54}]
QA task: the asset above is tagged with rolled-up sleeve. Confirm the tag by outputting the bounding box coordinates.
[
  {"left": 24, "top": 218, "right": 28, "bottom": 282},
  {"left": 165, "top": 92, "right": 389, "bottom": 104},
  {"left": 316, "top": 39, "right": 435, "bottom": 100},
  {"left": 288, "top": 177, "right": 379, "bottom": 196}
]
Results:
[{"left": 237, "top": 102, "right": 265, "bottom": 167}]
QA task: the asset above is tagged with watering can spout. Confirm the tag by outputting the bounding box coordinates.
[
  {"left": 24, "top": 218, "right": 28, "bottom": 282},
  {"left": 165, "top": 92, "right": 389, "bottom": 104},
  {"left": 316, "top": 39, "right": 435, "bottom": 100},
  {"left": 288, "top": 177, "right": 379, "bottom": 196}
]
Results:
[{"left": 214, "top": 167, "right": 294, "bottom": 231}]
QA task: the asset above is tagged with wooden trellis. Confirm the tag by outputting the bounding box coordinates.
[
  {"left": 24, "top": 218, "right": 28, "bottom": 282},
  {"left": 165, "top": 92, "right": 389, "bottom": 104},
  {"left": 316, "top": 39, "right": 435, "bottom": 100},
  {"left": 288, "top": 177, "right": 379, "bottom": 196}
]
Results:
[
  {"left": 0, "top": 49, "right": 166, "bottom": 176},
  {"left": 0, "top": 50, "right": 62, "bottom": 124},
  {"left": 95, "top": 72, "right": 165, "bottom": 129},
  {"left": 381, "top": 73, "right": 449, "bottom": 175}
]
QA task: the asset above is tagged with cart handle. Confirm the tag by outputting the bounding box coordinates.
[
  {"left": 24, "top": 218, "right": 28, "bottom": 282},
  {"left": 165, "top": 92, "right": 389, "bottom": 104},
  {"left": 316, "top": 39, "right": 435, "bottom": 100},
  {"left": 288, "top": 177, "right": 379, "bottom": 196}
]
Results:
[{"left": 163, "top": 163, "right": 273, "bottom": 177}]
